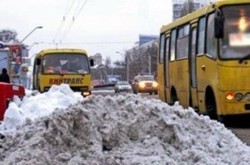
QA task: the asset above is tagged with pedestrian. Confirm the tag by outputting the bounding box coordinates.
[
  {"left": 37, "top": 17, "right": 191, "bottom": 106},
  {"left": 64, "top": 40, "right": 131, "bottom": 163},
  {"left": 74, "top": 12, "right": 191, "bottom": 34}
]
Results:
[{"left": 0, "top": 68, "right": 10, "bottom": 83}]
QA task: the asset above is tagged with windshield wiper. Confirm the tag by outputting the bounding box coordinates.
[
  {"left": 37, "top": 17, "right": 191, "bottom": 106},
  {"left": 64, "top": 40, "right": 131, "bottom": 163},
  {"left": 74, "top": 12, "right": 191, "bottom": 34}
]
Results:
[{"left": 239, "top": 54, "right": 250, "bottom": 63}]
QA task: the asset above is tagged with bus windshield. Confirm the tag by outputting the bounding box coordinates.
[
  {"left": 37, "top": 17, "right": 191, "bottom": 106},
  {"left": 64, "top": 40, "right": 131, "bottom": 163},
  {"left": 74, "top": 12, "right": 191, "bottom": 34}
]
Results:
[
  {"left": 43, "top": 53, "right": 90, "bottom": 74},
  {"left": 220, "top": 5, "right": 250, "bottom": 60}
]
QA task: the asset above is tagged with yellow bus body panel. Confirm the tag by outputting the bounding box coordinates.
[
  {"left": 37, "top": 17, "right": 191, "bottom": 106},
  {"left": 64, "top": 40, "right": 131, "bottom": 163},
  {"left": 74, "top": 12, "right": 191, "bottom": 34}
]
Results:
[
  {"left": 157, "top": 64, "right": 165, "bottom": 101},
  {"left": 33, "top": 48, "right": 92, "bottom": 96},
  {"left": 38, "top": 74, "right": 91, "bottom": 92},
  {"left": 169, "top": 60, "right": 190, "bottom": 108},
  {"left": 196, "top": 55, "right": 218, "bottom": 113},
  {"left": 217, "top": 61, "right": 250, "bottom": 115},
  {"left": 158, "top": 0, "right": 250, "bottom": 116}
]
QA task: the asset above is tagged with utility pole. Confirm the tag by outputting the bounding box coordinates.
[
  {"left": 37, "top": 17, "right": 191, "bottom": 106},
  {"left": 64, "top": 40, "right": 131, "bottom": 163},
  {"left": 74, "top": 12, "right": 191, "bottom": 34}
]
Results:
[
  {"left": 126, "top": 55, "right": 129, "bottom": 81},
  {"left": 116, "top": 51, "right": 130, "bottom": 81},
  {"left": 148, "top": 52, "right": 151, "bottom": 75}
]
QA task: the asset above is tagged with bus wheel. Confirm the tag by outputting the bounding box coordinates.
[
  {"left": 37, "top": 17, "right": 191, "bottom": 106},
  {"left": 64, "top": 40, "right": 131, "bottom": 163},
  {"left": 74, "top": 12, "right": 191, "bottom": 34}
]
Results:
[
  {"left": 205, "top": 90, "right": 217, "bottom": 120},
  {"left": 38, "top": 85, "right": 42, "bottom": 93},
  {"left": 170, "top": 88, "right": 178, "bottom": 105}
]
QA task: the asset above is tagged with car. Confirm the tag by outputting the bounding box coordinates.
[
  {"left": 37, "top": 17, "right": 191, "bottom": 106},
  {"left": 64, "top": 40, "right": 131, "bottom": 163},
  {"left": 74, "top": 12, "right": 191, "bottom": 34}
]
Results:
[
  {"left": 114, "top": 81, "right": 132, "bottom": 93},
  {"left": 131, "top": 75, "right": 158, "bottom": 95}
]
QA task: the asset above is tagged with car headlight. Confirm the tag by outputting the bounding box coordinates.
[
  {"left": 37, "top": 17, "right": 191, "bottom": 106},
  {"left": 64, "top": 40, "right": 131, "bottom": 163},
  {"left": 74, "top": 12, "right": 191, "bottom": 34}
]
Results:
[
  {"left": 139, "top": 82, "right": 145, "bottom": 88},
  {"left": 152, "top": 82, "right": 158, "bottom": 88}
]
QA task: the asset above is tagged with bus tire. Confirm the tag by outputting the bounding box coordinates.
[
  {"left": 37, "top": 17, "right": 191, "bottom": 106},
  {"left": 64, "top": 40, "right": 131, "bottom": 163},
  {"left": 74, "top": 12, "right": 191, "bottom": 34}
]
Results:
[
  {"left": 170, "top": 87, "right": 178, "bottom": 105},
  {"left": 205, "top": 88, "right": 218, "bottom": 120}
]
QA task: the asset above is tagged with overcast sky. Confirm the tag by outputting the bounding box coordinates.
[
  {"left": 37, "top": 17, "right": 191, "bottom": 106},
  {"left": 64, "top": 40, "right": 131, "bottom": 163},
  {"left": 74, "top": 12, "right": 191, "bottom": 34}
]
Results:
[{"left": 0, "top": 0, "right": 172, "bottom": 62}]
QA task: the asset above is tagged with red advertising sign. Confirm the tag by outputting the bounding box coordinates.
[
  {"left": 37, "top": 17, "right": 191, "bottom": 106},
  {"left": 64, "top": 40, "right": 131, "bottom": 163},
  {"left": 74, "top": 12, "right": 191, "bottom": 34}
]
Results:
[{"left": 8, "top": 44, "right": 22, "bottom": 75}]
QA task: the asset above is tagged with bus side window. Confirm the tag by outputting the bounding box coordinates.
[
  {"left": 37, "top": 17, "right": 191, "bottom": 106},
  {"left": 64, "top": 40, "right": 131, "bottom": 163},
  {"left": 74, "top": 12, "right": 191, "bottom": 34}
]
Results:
[
  {"left": 159, "top": 34, "right": 165, "bottom": 64},
  {"left": 197, "top": 17, "right": 206, "bottom": 55},
  {"left": 170, "top": 29, "right": 177, "bottom": 61},
  {"left": 206, "top": 13, "right": 216, "bottom": 59},
  {"left": 177, "top": 24, "right": 190, "bottom": 59}
]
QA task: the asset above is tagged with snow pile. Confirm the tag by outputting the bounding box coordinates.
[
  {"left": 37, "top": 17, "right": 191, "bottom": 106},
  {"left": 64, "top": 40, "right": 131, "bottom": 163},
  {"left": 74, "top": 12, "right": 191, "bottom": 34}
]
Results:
[
  {"left": 0, "top": 84, "right": 83, "bottom": 131},
  {"left": 0, "top": 85, "right": 250, "bottom": 164}
]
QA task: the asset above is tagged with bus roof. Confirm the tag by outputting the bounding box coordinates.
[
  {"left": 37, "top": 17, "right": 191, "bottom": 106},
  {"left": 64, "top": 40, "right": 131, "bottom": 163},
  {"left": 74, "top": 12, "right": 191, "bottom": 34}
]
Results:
[
  {"left": 161, "top": 0, "right": 250, "bottom": 33},
  {"left": 34, "top": 48, "right": 88, "bottom": 58}
]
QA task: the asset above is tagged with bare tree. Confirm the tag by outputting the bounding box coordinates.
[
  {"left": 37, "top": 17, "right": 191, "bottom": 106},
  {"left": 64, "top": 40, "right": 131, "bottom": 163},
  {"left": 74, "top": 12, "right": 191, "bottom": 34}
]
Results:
[
  {"left": 92, "top": 40, "right": 159, "bottom": 83},
  {"left": 0, "top": 29, "right": 19, "bottom": 43},
  {"left": 124, "top": 40, "right": 159, "bottom": 81}
]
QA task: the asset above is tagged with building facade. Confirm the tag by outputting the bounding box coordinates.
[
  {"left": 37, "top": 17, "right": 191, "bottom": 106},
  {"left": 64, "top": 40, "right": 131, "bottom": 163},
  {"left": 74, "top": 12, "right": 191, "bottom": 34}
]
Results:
[
  {"left": 172, "top": 0, "right": 216, "bottom": 20},
  {"left": 90, "top": 53, "right": 102, "bottom": 66},
  {"left": 139, "top": 35, "right": 158, "bottom": 46}
]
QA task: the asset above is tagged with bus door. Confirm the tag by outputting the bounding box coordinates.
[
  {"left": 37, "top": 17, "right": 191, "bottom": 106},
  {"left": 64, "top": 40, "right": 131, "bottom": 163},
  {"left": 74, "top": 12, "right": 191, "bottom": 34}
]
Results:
[
  {"left": 164, "top": 34, "right": 170, "bottom": 102},
  {"left": 33, "top": 57, "right": 42, "bottom": 90},
  {"left": 189, "top": 26, "right": 199, "bottom": 108}
]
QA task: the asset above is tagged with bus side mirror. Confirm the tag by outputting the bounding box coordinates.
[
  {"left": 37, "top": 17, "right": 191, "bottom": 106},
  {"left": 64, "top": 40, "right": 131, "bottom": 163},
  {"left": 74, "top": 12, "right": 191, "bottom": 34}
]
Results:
[
  {"left": 89, "top": 59, "right": 94, "bottom": 66},
  {"left": 214, "top": 10, "right": 224, "bottom": 38},
  {"left": 36, "top": 58, "right": 41, "bottom": 65}
]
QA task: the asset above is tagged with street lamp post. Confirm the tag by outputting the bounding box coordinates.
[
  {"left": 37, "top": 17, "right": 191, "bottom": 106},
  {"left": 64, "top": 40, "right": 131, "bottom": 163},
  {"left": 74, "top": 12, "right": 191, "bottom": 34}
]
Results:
[
  {"left": 21, "top": 26, "right": 43, "bottom": 43},
  {"left": 148, "top": 51, "right": 151, "bottom": 75},
  {"left": 18, "top": 26, "right": 42, "bottom": 88},
  {"left": 126, "top": 54, "right": 129, "bottom": 81}
]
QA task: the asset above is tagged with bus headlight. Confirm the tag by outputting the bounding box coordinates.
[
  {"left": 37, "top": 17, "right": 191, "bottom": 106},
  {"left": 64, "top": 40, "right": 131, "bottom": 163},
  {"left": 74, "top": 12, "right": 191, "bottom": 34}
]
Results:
[
  {"left": 245, "top": 93, "right": 250, "bottom": 101},
  {"left": 226, "top": 92, "right": 234, "bottom": 101},
  {"left": 235, "top": 93, "right": 243, "bottom": 101}
]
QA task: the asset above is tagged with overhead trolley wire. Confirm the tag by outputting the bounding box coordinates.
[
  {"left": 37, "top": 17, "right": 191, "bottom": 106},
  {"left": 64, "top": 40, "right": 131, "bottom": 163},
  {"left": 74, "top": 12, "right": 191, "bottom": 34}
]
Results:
[
  {"left": 75, "top": 0, "right": 88, "bottom": 20},
  {"left": 53, "top": 0, "right": 76, "bottom": 43},
  {"left": 60, "top": 0, "right": 89, "bottom": 42},
  {"left": 64, "top": 0, "right": 76, "bottom": 19},
  {"left": 72, "top": 0, "right": 82, "bottom": 18}
]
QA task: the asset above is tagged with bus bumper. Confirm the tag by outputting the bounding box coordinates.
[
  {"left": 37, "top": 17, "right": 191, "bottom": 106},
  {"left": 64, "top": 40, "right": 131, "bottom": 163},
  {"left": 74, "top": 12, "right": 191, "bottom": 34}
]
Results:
[{"left": 222, "top": 102, "right": 250, "bottom": 115}]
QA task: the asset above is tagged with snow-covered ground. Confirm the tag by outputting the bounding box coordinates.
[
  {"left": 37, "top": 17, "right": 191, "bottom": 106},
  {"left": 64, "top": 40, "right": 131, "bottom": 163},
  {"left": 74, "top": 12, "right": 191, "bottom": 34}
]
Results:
[{"left": 0, "top": 84, "right": 250, "bottom": 164}]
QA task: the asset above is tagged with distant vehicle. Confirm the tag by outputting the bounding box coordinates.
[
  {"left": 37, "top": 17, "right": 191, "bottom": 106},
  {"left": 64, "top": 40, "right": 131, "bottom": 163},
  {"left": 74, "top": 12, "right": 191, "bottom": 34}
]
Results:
[
  {"left": 131, "top": 75, "right": 158, "bottom": 95},
  {"left": 32, "top": 48, "right": 94, "bottom": 97},
  {"left": 114, "top": 81, "right": 132, "bottom": 93}
]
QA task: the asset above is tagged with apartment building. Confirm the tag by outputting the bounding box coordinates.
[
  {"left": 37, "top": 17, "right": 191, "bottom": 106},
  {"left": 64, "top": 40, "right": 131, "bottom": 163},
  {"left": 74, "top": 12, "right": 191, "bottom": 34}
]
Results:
[{"left": 172, "top": 0, "right": 216, "bottom": 20}]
